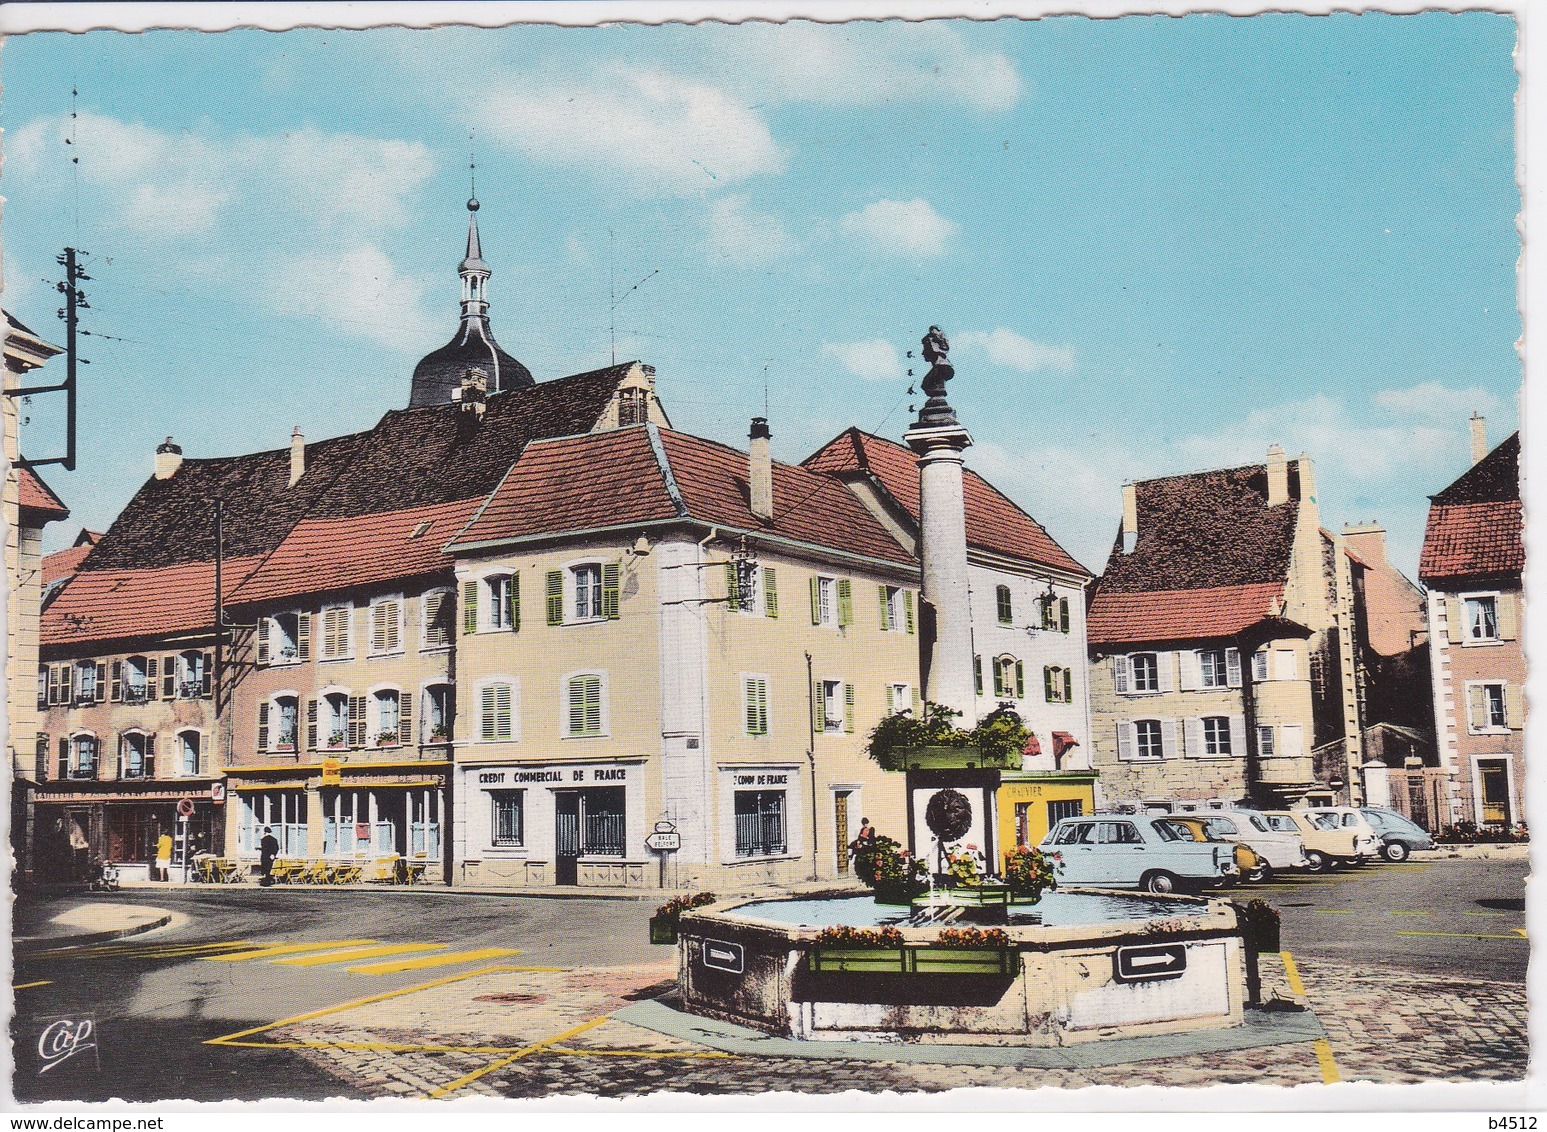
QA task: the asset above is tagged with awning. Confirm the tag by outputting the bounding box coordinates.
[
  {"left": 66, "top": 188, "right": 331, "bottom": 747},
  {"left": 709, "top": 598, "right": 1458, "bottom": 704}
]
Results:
[
  {"left": 1052, "top": 732, "right": 1078, "bottom": 758},
  {"left": 1022, "top": 733, "right": 1042, "bottom": 758}
]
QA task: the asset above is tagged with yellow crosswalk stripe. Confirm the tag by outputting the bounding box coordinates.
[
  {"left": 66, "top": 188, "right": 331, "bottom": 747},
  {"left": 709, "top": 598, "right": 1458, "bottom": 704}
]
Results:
[
  {"left": 272, "top": 944, "right": 447, "bottom": 967},
  {"left": 348, "top": 948, "right": 521, "bottom": 975},
  {"left": 1394, "top": 929, "right": 1526, "bottom": 941},
  {"left": 13, "top": 980, "right": 52, "bottom": 990},
  {"left": 204, "top": 940, "right": 378, "bottom": 962},
  {"left": 135, "top": 942, "right": 259, "bottom": 958}
]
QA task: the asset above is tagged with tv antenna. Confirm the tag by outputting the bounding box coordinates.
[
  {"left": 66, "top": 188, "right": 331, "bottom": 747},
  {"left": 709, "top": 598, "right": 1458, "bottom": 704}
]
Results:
[{"left": 608, "top": 228, "right": 658, "bottom": 365}]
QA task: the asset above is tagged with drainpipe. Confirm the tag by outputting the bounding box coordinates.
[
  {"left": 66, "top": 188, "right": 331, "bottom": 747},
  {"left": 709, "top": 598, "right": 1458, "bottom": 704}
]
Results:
[
  {"left": 1239, "top": 633, "right": 1262, "bottom": 807},
  {"left": 805, "top": 650, "right": 818, "bottom": 882}
]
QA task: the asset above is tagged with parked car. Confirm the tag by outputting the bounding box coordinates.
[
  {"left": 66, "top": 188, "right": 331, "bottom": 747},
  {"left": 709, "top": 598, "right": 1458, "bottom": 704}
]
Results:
[
  {"left": 1193, "top": 810, "right": 1310, "bottom": 880},
  {"left": 1041, "top": 815, "right": 1238, "bottom": 894},
  {"left": 1159, "top": 816, "right": 1260, "bottom": 883},
  {"left": 1359, "top": 807, "right": 1438, "bottom": 861},
  {"left": 1259, "top": 809, "right": 1380, "bottom": 871}
]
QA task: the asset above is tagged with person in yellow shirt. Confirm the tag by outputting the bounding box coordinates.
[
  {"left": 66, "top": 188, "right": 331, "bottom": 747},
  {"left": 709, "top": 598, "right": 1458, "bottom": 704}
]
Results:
[{"left": 155, "top": 831, "right": 173, "bottom": 881}]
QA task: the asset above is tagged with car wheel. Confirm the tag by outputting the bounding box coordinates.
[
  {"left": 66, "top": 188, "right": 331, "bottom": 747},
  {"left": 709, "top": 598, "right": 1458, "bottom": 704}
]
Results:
[
  {"left": 1305, "top": 851, "right": 1327, "bottom": 873},
  {"left": 1383, "top": 841, "right": 1410, "bottom": 862},
  {"left": 1141, "top": 870, "right": 1179, "bottom": 894},
  {"left": 1246, "top": 864, "right": 1273, "bottom": 883}
]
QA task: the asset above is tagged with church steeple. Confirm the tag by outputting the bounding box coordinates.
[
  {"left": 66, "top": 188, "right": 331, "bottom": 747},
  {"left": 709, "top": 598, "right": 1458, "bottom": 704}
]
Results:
[{"left": 409, "top": 190, "right": 533, "bottom": 408}]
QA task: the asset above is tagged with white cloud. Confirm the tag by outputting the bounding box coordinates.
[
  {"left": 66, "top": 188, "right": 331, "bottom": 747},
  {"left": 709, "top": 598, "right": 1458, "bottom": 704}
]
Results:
[
  {"left": 956, "top": 328, "right": 1075, "bottom": 373},
  {"left": 268, "top": 243, "right": 439, "bottom": 353},
  {"left": 707, "top": 194, "right": 797, "bottom": 267},
  {"left": 1372, "top": 381, "right": 1502, "bottom": 426},
  {"left": 478, "top": 69, "right": 785, "bottom": 197},
  {"left": 822, "top": 338, "right": 902, "bottom": 382},
  {"left": 840, "top": 198, "right": 956, "bottom": 258}
]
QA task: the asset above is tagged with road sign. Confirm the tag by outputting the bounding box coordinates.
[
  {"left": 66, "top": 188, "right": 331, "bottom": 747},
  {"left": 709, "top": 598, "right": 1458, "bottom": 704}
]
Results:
[
  {"left": 176, "top": 796, "right": 195, "bottom": 818},
  {"left": 1113, "top": 943, "right": 1188, "bottom": 984},
  {"left": 700, "top": 938, "right": 744, "bottom": 974},
  {"left": 645, "top": 831, "right": 682, "bottom": 852}
]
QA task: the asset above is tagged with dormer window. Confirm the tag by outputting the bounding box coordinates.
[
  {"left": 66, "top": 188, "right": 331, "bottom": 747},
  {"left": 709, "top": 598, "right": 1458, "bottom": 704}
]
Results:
[{"left": 618, "top": 387, "right": 648, "bottom": 426}]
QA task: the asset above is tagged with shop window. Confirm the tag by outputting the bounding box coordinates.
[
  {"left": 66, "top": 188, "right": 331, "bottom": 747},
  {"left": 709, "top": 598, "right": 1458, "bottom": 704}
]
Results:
[
  {"left": 491, "top": 791, "right": 524, "bottom": 847},
  {"left": 241, "top": 790, "right": 306, "bottom": 857},
  {"left": 734, "top": 790, "right": 787, "bottom": 857}
]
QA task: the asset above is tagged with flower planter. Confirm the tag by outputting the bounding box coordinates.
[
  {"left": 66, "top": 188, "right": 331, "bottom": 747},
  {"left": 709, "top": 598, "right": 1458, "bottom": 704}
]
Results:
[
  {"left": 808, "top": 947, "right": 905, "bottom": 973},
  {"left": 1246, "top": 919, "right": 1281, "bottom": 954},
  {"left": 649, "top": 914, "right": 678, "bottom": 945},
  {"left": 882, "top": 744, "right": 1022, "bottom": 772},
  {"left": 873, "top": 879, "right": 926, "bottom": 906},
  {"left": 808, "top": 946, "right": 1017, "bottom": 976}
]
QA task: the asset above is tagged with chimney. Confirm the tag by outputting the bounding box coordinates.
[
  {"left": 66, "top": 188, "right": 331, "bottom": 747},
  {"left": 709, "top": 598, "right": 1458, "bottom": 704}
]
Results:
[
  {"left": 1266, "top": 444, "right": 1289, "bottom": 506},
  {"left": 1470, "top": 413, "right": 1487, "bottom": 466},
  {"left": 458, "top": 369, "right": 489, "bottom": 422},
  {"left": 289, "top": 426, "right": 305, "bottom": 487},
  {"left": 154, "top": 437, "right": 183, "bottom": 480},
  {"left": 1120, "top": 483, "right": 1138, "bottom": 554},
  {"left": 749, "top": 417, "right": 773, "bottom": 521},
  {"left": 1343, "top": 521, "right": 1387, "bottom": 566}
]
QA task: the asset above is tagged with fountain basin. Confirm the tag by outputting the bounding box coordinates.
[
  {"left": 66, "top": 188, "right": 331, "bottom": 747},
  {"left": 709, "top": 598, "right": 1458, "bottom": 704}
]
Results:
[{"left": 676, "top": 889, "right": 1247, "bottom": 1045}]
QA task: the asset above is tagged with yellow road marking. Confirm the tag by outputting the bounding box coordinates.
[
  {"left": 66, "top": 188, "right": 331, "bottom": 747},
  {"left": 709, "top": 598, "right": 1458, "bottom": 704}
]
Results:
[
  {"left": 426, "top": 1016, "right": 609, "bottom": 1099},
  {"left": 1395, "top": 930, "right": 1526, "bottom": 941},
  {"left": 135, "top": 942, "right": 260, "bottom": 958},
  {"left": 12, "top": 980, "right": 52, "bottom": 990},
  {"left": 1313, "top": 909, "right": 1354, "bottom": 915},
  {"left": 1463, "top": 910, "right": 1516, "bottom": 918},
  {"left": 272, "top": 943, "right": 447, "bottom": 967},
  {"left": 204, "top": 940, "right": 378, "bottom": 962},
  {"left": 347, "top": 948, "right": 520, "bottom": 975},
  {"left": 1279, "top": 951, "right": 1340, "bottom": 1084},
  {"left": 547, "top": 1045, "right": 734, "bottom": 1060},
  {"left": 1389, "top": 910, "right": 1433, "bottom": 917}
]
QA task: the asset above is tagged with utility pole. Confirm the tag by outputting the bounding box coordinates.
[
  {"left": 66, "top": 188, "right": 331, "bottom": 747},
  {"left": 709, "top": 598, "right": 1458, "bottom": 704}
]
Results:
[{"left": 7, "top": 248, "right": 88, "bottom": 469}]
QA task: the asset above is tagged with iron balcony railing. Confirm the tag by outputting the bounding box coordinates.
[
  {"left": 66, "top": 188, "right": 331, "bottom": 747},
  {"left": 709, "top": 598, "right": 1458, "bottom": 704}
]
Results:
[{"left": 734, "top": 811, "right": 786, "bottom": 858}]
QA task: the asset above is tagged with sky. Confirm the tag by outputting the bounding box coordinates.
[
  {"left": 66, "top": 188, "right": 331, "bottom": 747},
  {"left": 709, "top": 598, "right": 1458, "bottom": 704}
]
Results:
[{"left": 2, "top": 11, "right": 1521, "bottom": 578}]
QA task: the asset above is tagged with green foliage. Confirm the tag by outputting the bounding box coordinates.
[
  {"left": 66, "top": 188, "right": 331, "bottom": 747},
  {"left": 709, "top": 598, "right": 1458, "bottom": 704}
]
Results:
[
  {"left": 1001, "top": 845, "right": 1059, "bottom": 904},
  {"left": 852, "top": 832, "right": 928, "bottom": 899},
  {"left": 866, "top": 701, "right": 1031, "bottom": 769},
  {"left": 654, "top": 891, "right": 718, "bottom": 926},
  {"left": 813, "top": 925, "right": 904, "bottom": 948},
  {"left": 935, "top": 926, "right": 1009, "bottom": 948},
  {"left": 944, "top": 845, "right": 987, "bottom": 886}
]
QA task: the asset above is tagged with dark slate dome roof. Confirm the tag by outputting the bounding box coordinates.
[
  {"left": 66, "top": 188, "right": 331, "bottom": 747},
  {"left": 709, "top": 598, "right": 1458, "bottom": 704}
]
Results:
[{"left": 409, "top": 317, "right": 533, "bottom": 408}]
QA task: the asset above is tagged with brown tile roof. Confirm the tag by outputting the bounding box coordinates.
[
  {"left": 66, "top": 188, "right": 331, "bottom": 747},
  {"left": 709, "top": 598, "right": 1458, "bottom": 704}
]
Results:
[
  {"left": 17, "top": 467, "right": 69, "bottom": 521},
  {"left": 1087, "top": 583, "right": 1286, "bottom": 646},
  {"left": 1420, "top": 433, "right": 1522, "bottom": 582},
  {"left": 41, "top": 556, "right": 264, "bottom": 650},
  {"left": 802, "top": 428, "right": 1088, "bottom": 576},
  {"left": 43, "top": 543, "right": 93, "bottom": 587},
  {"left": 451, "top": 424, "right": 914, "bottom": 566},
  {"left": 229, "top": 498, "right": 484, "bottom": 605}
]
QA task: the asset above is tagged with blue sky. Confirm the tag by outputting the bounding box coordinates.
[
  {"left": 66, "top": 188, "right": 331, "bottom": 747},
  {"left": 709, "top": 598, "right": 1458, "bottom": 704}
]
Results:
[{"left": 4, "top": 12, "right": 1520, "bottom": 577}]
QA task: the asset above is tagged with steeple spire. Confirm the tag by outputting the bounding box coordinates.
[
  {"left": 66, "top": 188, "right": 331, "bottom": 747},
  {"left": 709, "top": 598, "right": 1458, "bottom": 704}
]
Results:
[{"left": 459, "top": 161, "right": 490, "bottom": 319}]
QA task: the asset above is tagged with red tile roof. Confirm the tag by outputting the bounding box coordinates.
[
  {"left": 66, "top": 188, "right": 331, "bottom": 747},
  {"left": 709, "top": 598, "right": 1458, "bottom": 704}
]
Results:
[
  {"left": 803, "top": 428, "right": 1088, "bottom": 577},
  {"left": 1087, "top": 582, "right": 1285, "bottom": 646},
  {"left": 17, "top": 467, "right": 69, "bottom": 520},
  {"left": 451, "top": 425, "right": 914, "bottom": 565},
  {"left": 42, "top": 556, "right": 264, "bottom": 648},
  {"left": 1418, "top": 500, "right": 1524, "bottom": 581},
  {"left": 43, "top": 543, "right": 94, "bottom": 587},
  {"left": 229, "top": 497, "right": 482, "bottom": 605}
]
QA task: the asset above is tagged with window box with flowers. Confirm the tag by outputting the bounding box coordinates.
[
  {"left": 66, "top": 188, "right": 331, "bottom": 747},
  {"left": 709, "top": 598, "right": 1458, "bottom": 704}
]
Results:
[
  {"left": 326, "top": 731, "right": 347, "bottom": 751},
  {"left": 428, "top": 726, "right": 452, "bottom": 745},
  {"left": 376, "top": 730, "right": 401, "bottom": 748},
  {"left": 648, "top": 892, "right": 718, "bottom": 944},
  {"left": 867, "top": 702, "right": 1026, "bottom": 772}
]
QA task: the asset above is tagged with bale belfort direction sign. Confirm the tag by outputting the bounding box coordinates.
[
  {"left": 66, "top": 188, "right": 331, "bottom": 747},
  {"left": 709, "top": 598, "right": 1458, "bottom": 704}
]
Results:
[{"left": 0, "top": 0, "right": 1535, "bottom": 1120}]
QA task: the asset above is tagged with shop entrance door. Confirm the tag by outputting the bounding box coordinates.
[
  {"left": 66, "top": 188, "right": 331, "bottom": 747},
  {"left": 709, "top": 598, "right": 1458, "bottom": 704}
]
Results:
[
  {"left": 1480, "top": 760, "right": 1512, "bottom": 825},
  {"left": 555, "top": 792, "right": 580, "bottom": 885},
  {"left": 834, "top": 791, "right": 851, "bottom": 874}
]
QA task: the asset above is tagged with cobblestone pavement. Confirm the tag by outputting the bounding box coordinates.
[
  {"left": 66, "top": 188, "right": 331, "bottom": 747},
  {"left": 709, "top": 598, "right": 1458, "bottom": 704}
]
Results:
[{"left": 249, "top": 950, "right": 1529, "bottom": 1099}]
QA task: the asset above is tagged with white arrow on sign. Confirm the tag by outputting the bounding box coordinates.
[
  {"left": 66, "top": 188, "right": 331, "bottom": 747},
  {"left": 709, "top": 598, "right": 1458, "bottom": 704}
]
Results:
[{"left": 1129, "top": 952, "right": 1181, "bottom": 970}]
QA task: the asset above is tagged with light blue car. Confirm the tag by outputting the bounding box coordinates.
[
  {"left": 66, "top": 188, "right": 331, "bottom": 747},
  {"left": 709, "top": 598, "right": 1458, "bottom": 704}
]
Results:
[
  {"left": 1040, "top": 815, "right": 1239, "bottom": 894},
  {"left": 1359, "top": 807, "right": 1438, "bottom": 861}
]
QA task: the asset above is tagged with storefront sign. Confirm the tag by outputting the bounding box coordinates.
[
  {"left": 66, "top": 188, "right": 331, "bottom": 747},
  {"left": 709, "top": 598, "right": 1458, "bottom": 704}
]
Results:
[
  {"left": 321, "top": 758, "right": 342, "bottom": 786},
  {"left": 210, "top": 783, "right": 227, "bottom": 805},
  {"left": 732, "top": 772, "right": 789, "bottom": 787},
  {"left": 476, "top": 764, "right": 635, "bottom": 786}
]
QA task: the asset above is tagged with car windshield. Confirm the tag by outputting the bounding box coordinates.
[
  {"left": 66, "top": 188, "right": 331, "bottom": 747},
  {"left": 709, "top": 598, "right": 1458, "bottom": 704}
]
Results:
[
  {"left": 1151, "top": 820, "right": 1186, "bottom": 842},
  {"left": 1205, "top": 818, "right": 1236, "bottom": 837},
  {"left": 1244, "top": 813, "right": 1271, "bottom": 832}
]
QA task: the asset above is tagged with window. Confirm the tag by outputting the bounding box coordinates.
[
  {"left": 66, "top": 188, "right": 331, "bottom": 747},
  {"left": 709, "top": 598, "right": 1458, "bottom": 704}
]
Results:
[
  {"left": 1274, "top": 649, "right": 1298, "bottom": 681},
  {"left": 1257, "top": 725, "right": 1276, "bottom": 757},
  {"left": 1469, "top": 682, "right": 1510, "bottom": 732},
  {"left": 572, "top": 564, "right": 603, "bottom": 621},
  {"left": 1130, "top": 653, "right": 1160, "bottom": 693},
  {"left": 177, "top": 651, "right": 208, "bottom": 699},
  {"left": 816, "top": 679, "right": 852, "bottom": 734},
  {"left": 993, "top": 655, "right": 1024, "bottom": 699},
  {"left": 74, "top": 661, "right": 101, "bottom": 704},
  {"left": 265, "top": 613, "right": 302, "bottom": 665},
  {"left": 566, "top": 674, "right": 604, "bottom": 736},
  {"left": 813, "top": 576, "right": 836, "bottom": 626},
  {"left": 120, "top": 732, "right": 150, "bottom": 779},
  {"left": 1202, "top": 716, "right": 1232, "bottom": 756},
  {"left": 261, "top": 696, "right": 299, "bottom": 751},
  {"left": 996, "top": 584, "right": 1013, "bottom": 625},
  {"left": 1047, "top": 798, "right": 1083, "bottom": 827},
  {"left": 726, "top": 561, "right": 763, "bottom": 615},
  {"left": 1122, "top": 719, "right": 1164, "bottom": 760},
  {"left": 879, "top": 585, "right": 913, "bottom": 633},
  {"left": 240, "top": 790, "right": 306, "bottom": 857},
  {"left": 71, "top": 735, "right": 98, "bottom": 779},
  {"left": 1197, "top": 648, "right": 1241, "bottom": 689},
  {"left": 743, "top": 676, "right": 769, "bottom": 736},
  {"left": 178, "top": 731, "right": 200, "bottom": 776},
  {"left": 491, "top": 791, "right": 524, "bottom": 846},
  {"left": 480, "top": 682, "right": 514, "bottom": 741},
  {"left": 323, "top": 693, "right": 349, "bottom": 750},
  {"left": 370, "top": 596, "right": 403, "bottom": 655},
  {"left": 319, "top": 605, "right": 352, "bottom": 660},
  {"left": 1251, "top": 650, "right": 1269, "bottom": 682},
  {"left": 374, "top": 690, "right": 402, "bottom": 746},
  {"left": 618, "top": 387, "right": 649, "bottom": 426},
  {"left": 885, "top": 682, "right": 913, "bottom": 714},
  {"left": 487, "top": 574, "right": 515, "bottom": 630},
  {"left": 1044, "top": 665, "right": 1072, "bottom": 703},
  {"left": 421, "top": 589, "right": 454, "bottom": 649},
  {"left": 734, "top": 790, "right": 787, "bottom": 857},
  {"left": 36, "top": 667, "right": 46, "bottom": 711},
  {"left": 1465, "top": 595, "right": 1499, "bottom": 642},
  {"left": 1041, "top": 594, "right": 1071, "bottom": 633},
  {"left": 424, "top": 685, "right": 454, "bottom": 744},
  {"left": 123, "top": 656, "right": 150, "bottom": 702}
]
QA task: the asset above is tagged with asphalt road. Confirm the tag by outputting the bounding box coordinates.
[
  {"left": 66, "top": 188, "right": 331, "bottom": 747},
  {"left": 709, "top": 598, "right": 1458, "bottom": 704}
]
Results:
[{"left": 8, "top": 856, "right": 1526, "bottom": 1103}]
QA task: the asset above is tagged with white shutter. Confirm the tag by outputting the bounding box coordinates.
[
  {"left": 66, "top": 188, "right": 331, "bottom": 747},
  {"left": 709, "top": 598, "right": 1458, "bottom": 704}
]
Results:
[
  {"left": 1116, "top": 721, "right": 1135, "bottom": 761},
  {"left": 1184, "top": 717, "right": 1205, "bottom": 758},
  {"left": 1225, "top": 648, "right": 1242, "bottom": 688},
  {"left": 1228, "top": 715, "right": 1247, "bottom": 757},
  {"left": 1160, "top": 719, "right": 1178, "bottom": 759},
  {"left": 1505, "top": 684, "right": 1525, "bottom": 730},
  {"left": 481, "top": 685, "right": 498, "bottom": 741},
  {"left": 1178, "top": 650, "right": 1200, "bottom": 691},
  {"left": 1498, "top": 593, "right": 1520, "bottom": 641},
  {"left": 1467, "top": 685, "right": 1487, "bottom": 732},
  {"left": 1446, "top": 595, "right": 1464, "bottom": 644},
  {"left": 1155, "top": 654, "right": 1174, "bottom": 693},
  {"left": 1113, "top": 655, "right": 1130, "bottom": 695},
  {"left": 1280, "top": 724, "right": 1304, "bottom": 758},
  {"left": 1275, "top": 649, "right": 1297, "bottom": 681},
  {"left": 1251, "top": 650, "right": 1269, "bottom": 682}
]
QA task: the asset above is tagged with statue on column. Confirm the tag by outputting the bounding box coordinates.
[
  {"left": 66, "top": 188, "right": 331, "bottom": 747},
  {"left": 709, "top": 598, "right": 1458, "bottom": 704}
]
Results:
[{"left": 916, "top": 325, "right": 959, "bottom": 428}]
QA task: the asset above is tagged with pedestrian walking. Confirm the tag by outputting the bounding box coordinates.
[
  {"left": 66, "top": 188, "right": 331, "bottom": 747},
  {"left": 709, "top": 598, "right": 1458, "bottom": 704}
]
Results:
[
  {"left": 155, "top": 830, "right": 173, "bottom": 882},
  {"left": 259, "top": 827, "right": 281, "bottom": 886}
]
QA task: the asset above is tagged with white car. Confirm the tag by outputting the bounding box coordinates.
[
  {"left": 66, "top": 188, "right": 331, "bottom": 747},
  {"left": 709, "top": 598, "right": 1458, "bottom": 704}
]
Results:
[{"left": 1196, "top": 809, "right": 1309, "bottom": 879}]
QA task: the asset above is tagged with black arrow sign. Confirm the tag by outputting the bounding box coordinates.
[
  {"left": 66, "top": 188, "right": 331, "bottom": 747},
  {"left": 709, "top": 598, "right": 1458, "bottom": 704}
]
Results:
[
  {"left": 1114, "top": 943, "right": 1188, "bottom": 983},
  {"left": 701, "top": 939, "right": 745, "bottom": 974}
]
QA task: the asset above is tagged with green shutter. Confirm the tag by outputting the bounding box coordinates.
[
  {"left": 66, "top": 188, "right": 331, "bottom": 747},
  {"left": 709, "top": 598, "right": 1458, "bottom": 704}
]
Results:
[
  {"left": 879, "top": 585, "right": 891, "bottom": 630},
  {"left": 837, "top": 579, "right": 853, "bottom": 627},
  {"left": 1015, "top": 660, "right": 1025, "bottom": 699},
  {"left": 764, "top": 568, "right": 778, "bottom": 618},
  {"left": 810, "top": 577, "right": 821, "bottom": 624},
  {"left": 463, "top": 580, "right": 479, "bottom": 634},
  {"left": 602, "top": 561, "right": 621, "bottom": 619},
  {"left": 974, "top": 655, "right": 983, "bottom": 695},
  {"left": 997, "top": 586, "right": 1012, "bottom": 625},
  {"left": 903, "top": 590, "right": 914, "bottom": 635},
  {"left": 843, "top": 682, "right": 856, "bottom": 733},
  {"left": 1059, "top": 597, "right": 1070, "bottom": 634},
  {"left": 508, "top": 572, "right": 520, "bottom": 632},
  {"left": 813, "top": 680, "right": 826, "bottom": 731},
  {"left": 992, "top": 660, "right": 1004, "bottom": 698},
  {"left": 1044, "top": 666, "right": 1055, "bottom": 702},
  {"left": 725, "top": 562, "right": 741, "bottom": 610},
  {"left": 1063, "top": 667, "right": 1073, "bottom": 703},
  {"left": 546, "top": 570, "right": 564, "bottom": 625}
]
